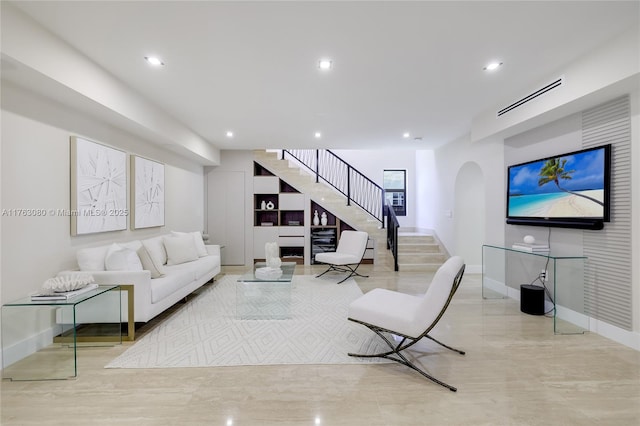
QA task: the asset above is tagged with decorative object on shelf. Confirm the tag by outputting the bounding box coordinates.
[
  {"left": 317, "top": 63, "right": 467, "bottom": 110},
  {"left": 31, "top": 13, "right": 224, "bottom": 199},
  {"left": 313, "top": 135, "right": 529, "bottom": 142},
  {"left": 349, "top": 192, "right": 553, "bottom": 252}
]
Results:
[
  {"left": 31, "top": 283, "right": 99, "bottom": 301},
  {"left": 266, "top": 201, "right": 275, "bottom": 210},
  {"left": 313, "top": 210, "right": 320, "bottom": 226},
  {"left": 41, "top": 273, "right": 95, "bottom": 293},
  {"left": 523, "top": 235, "right": 536, "bottom": 244},
  {"left": 70, "top": 136, "right": 127, "bottom": 236},
  {"left": 321, "top": 212, "right": 328, "bottom": 226},
  {"left": 131, "top": 155, "right": 165, "bottom": 229},
  {"left": 261, "top": 200, "right": 266, "bottom": 210},
  {"left": 265, "top": 242, "right": 282, "bottom": 269}
]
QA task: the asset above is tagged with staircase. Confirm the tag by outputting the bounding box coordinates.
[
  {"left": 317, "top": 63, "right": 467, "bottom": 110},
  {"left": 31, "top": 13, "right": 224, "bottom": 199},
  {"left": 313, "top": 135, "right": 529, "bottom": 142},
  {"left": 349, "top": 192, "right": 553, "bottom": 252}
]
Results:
[
  {"left": 396, "top": 230, "right": 448, "bottom": 272},
  {"left": 254, "top": 150, "right": 447, "bottom": 272}
]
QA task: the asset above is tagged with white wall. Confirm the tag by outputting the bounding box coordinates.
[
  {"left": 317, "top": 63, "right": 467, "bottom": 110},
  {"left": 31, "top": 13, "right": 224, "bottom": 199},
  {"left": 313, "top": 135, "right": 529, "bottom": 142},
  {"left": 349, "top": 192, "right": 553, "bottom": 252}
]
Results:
[
  {"left": 331, "top": 149, "right": 417, "bottom": 228},
  {"left": 417, "top": 134, "right": 505, "bottom": 264},
  {"left": 204, "top": 150, "right": 255, "bottom": 266},
  {"left": 0, "top": 82, "right": 206, "bottom": 367}
]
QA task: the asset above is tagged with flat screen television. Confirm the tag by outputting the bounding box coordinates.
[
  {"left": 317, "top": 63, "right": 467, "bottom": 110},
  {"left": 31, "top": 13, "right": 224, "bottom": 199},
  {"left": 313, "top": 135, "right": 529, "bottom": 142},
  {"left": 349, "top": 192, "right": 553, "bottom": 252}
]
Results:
[{"left": 506, "top": 144, "right": 611, "bottom": 230}]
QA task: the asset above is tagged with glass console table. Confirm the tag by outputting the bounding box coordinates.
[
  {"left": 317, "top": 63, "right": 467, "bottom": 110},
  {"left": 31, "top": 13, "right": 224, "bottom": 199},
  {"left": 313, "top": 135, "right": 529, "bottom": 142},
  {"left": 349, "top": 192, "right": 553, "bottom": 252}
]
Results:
[
  {"left": 1, "top": 285, "right": 122, "bottom": 380},
  {"left": 482, "top": 245, "right": 588, "bottom": 335}
]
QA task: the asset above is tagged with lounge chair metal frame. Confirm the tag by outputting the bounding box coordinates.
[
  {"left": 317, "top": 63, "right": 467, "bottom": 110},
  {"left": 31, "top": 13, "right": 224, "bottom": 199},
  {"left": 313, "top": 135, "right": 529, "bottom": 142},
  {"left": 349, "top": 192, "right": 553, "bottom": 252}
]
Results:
[
  {"left": 315, "top": 260, "right": 369, "bottom": 284},
  {"left": 348, "top": 263, "right": 466, "bottom": 392}
]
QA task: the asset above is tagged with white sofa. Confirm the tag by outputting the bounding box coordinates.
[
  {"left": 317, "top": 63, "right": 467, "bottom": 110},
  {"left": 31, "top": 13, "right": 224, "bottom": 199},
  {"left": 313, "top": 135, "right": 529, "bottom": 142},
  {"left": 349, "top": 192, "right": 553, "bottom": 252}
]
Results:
[{"left": 58, "top": 232, "right": 221, "bottom": 323}]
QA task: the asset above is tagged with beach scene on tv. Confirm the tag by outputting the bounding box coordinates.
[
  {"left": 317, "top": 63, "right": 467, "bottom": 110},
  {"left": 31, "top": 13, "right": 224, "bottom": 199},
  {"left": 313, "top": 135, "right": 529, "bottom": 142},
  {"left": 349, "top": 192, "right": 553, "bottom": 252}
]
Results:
[{"left": 508, "top": 148, "right": 606, "bottom": 219}]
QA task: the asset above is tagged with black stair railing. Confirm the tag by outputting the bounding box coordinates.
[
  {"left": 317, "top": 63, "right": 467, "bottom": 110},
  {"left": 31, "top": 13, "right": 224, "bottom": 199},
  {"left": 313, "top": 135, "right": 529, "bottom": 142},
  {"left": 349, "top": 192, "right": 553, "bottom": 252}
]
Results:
[
  {"left": 385, "top": 202, "right": 400, "bottom": 271},
  {"left": 282, "top": 149, "right": 384, "bottom": 226}
]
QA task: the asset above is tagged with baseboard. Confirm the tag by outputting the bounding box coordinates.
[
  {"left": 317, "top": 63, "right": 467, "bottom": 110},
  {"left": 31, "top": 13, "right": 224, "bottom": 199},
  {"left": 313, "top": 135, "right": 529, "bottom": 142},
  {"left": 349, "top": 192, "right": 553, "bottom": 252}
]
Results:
[
  {"left": 466, "top": 264, "right": 482, "bottom": 274},
  {"left": 1, "top": 324, "right": 62, "bottom": 368},
  {"left": 482, "top": 281, "right": 640, "bottom": 351},
  {"left": 588, "top": 318, "right": 640, "bottom": 351}
]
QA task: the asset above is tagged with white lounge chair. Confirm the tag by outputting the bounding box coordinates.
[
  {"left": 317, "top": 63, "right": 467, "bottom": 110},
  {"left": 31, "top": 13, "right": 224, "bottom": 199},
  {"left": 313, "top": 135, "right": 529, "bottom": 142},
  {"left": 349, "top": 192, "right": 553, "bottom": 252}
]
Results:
[
  {"left": 347, "top": 256, "right": 466, "bottom": 391},
  {"left": 315, "top": 230, "right": 369, "bottom": 284}
]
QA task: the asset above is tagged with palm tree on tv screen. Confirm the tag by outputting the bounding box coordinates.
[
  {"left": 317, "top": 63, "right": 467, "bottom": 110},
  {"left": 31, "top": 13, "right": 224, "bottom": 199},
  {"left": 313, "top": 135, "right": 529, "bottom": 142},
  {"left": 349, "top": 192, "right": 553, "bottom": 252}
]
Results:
[{"left": 537, "top": 158, "right": 604, "bottom": 206}]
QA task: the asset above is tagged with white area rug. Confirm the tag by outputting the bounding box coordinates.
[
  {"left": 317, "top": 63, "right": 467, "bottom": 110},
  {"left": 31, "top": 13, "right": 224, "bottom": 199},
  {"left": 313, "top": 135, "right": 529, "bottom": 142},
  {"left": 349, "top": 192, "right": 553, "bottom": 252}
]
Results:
[{"left": 106, "top": 275, "right": 390, "bottom": 368}]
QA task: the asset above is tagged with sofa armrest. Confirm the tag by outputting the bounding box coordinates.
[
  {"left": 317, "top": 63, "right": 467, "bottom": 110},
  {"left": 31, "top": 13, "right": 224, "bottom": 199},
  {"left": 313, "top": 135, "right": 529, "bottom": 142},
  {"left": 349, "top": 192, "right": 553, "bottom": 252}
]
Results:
[
  {"left": 57, "top": 270, "right": 152, "bottom": 321},
  {"left": 205, "top": 244, "right": 221, "bottom": 257}
]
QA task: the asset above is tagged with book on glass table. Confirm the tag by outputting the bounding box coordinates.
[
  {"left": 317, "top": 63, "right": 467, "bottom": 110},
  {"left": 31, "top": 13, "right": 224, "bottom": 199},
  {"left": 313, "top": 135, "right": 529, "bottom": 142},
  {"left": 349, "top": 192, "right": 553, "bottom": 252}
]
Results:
[
  {"left": 511, "top": 243, "right": 550, "bottom": 253},
  {"left": 30, "top": 283, "right": 99, "bottom": 301}
]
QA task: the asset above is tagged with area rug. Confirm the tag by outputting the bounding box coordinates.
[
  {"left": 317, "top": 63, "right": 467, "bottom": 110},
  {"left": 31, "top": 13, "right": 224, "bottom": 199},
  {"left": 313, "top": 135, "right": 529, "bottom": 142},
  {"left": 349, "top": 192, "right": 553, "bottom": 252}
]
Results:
[{"left": 106, "top": 275, "right": 390, "bottom": 368}]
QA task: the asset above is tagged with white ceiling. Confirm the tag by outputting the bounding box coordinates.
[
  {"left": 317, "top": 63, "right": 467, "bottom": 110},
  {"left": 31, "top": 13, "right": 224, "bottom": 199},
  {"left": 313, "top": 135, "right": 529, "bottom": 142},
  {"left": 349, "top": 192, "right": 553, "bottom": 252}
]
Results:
[{"left": 7, "top": 1, "right": 640, "bottom": 151}]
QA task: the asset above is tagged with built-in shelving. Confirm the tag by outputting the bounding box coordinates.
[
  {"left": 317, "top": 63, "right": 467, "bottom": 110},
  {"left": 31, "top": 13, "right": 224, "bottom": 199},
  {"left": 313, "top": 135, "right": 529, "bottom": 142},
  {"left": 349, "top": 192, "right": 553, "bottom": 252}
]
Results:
[{"left": 253, "top": 162, "right": 305, "bottom": 264}]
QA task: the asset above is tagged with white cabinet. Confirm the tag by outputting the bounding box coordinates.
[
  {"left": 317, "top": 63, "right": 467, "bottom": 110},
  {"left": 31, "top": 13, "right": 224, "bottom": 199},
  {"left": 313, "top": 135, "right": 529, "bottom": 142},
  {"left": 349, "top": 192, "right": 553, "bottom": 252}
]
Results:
[
  {"left": 253, "top": 176, "right": 279, "bottom": 193},
  {"left": 279, "top": 193, "right": 304, "bottom": 210},
  {"left": 253, "top": 227, "right": 279, "bottom": 258}
]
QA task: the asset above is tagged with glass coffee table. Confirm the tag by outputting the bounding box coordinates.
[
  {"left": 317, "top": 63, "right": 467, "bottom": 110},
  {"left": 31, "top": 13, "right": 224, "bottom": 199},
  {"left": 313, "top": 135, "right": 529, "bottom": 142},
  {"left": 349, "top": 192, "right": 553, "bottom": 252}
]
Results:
[{"left": 236, "top": 262, "right": 296, "bottom": 319}]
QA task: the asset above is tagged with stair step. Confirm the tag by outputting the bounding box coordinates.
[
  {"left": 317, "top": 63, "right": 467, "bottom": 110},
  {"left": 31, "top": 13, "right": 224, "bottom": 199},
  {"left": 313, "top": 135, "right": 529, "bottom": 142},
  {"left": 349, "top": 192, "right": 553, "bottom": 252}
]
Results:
[
  {"left": 398, "top": 235, "right": 436, "bottom": 244},
  {"left": 398, "top": 243, "right": 441, "bottom": 253},
  {"left": 398, "top": 253, "right": 447, "bottom": 264},
  {"left": 397, "top": 263, "right": 443, "bottom": 272}
]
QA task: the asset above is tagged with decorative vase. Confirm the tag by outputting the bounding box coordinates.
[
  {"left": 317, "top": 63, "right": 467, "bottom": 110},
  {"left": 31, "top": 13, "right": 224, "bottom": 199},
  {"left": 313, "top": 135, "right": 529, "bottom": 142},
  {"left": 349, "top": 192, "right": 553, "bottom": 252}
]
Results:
[
  {"left": 321, "top": 212, "right": 328, "bottom": 226},
  {"left": 266, "top": 201, "right": 275, "bottom": 210},
  {"left": 261, "top": 200, "right": 266, "bottom": 210},
  {"left": 313, "top": 210, "right": 320, "bottom": 226}
]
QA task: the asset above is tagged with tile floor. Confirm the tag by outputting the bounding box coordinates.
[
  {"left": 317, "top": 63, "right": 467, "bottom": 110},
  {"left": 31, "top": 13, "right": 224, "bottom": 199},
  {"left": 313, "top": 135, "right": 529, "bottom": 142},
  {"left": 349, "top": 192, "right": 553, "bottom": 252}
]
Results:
[{"left": 2, "top": 264, "right": 639, "bottom": 425}]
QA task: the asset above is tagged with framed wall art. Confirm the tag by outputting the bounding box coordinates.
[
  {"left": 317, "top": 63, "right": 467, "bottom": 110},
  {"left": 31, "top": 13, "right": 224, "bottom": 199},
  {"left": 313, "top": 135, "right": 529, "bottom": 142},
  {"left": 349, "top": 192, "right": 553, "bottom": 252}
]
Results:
[
  {"left": 131, "top": 155, "right": 165, "bottom": 229},
  {"left": 70, "top": 136, "right": 128, "bottom": 236}
]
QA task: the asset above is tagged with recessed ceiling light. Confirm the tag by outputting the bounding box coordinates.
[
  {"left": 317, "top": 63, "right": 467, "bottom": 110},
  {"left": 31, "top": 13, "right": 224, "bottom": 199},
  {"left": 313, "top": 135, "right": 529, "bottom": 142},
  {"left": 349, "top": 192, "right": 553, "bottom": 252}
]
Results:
[
  {"left": 318, "top": 59, "right": 332, "bottom": 70},
  {"left": 314, "top": 132, "right": 322, "bottom": 139},
  {"left": 226, "top": 131, "right": 234, "bottom": 138},
  {"left": 402, "top": 132, "right": 410, "bottom": 138},
  {"left": 145, "top": 56, "right": 164, "bottom": 66},
  {"left": 483, "top": 61, "right": 503, "bottom": 71}
]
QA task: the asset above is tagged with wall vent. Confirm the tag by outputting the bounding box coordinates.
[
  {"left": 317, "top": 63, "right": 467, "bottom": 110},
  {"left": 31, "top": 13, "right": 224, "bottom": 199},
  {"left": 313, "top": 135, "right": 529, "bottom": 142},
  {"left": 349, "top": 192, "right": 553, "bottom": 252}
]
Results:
[{"left": 497, "top": 77, "right": 564, "bottom": 117}]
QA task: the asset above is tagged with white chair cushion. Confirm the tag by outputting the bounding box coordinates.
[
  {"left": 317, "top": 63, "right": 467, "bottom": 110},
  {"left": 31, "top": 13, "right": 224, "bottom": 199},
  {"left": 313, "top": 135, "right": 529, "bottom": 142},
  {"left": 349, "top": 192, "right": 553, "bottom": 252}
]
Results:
[
  {"left": 314, "top": 252, "right": 361, "bottom": 265},
  {"left": 336, "top": 231, "right": 368, "bottom": 255},
  {"left": 163, "top": 234, "right": 199, "bottom": 265},
  {"left": 348, "top": 289, "right": 424, "bottom": 338},
  {"left": 415, "top": 256, "right": 464, "bottom": 331}
]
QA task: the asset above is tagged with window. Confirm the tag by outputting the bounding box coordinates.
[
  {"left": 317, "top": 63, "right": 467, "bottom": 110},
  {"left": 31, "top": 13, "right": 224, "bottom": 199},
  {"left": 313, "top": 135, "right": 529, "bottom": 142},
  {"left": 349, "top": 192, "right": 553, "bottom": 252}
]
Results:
[{"left": 383, "top": 170, "right": 406, "bottom": 216}]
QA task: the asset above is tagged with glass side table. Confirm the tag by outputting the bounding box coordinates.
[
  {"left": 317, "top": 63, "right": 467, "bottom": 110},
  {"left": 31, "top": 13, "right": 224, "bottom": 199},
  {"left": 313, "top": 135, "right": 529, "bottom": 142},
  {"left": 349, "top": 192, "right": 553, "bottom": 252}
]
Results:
[
  {"left": 1, "top": 285, "right": 122, "bottom": 381},
  {"left": 482, "top": 245, "right": 588, "bottom": 335}
]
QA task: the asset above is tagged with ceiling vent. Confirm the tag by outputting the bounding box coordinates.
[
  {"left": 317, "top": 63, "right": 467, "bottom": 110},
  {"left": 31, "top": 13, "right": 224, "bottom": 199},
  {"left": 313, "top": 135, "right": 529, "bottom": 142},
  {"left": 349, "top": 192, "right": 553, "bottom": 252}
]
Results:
[{"left": 497, "top": 76, "right": 564, "bottom": 117}]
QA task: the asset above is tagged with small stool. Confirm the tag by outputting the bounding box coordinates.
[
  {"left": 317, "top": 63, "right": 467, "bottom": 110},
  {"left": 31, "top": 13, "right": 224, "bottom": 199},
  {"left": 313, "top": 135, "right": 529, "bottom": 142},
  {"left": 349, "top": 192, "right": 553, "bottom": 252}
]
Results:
[{"left": 520, "top": 284, "right": 545, "bottom": 315}]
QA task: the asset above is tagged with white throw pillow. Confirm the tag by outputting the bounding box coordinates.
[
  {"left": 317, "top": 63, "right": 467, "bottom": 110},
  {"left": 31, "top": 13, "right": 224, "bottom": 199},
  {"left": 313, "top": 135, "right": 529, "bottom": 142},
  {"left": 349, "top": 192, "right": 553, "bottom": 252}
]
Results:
[
  {"left": 172, "top": 231, "right": 208, "bottom": 257},
  {"left": 163, "top": 235, "right": 199, "bottom": 265},
  {"left": 137, "top": 245, "right": 166, "bottom": 278},
  {"left": 77, "top": 245, "right": 110, "bottom": 271},
  {"left": 142, "top": 236, "right": 168, "bottom": 266},
  {"left": 120, "top": 240, "right": 142, "bottom": 252},
  {"left": 105, "top": 243, "right": 143, "bottom": 271}
]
